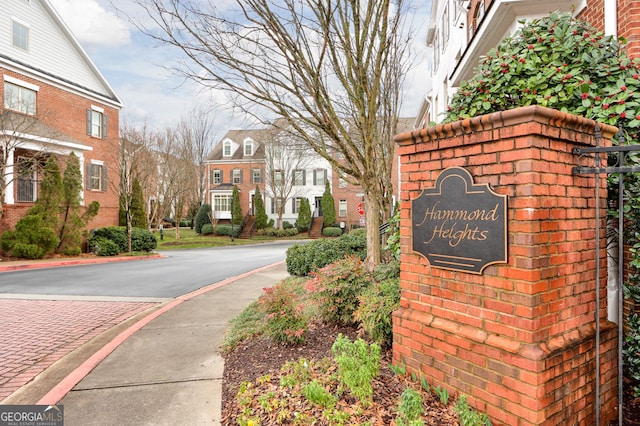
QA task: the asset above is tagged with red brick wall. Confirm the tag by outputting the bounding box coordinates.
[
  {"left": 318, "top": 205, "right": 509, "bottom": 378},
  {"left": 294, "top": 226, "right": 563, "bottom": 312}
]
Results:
[
  {"left": 393, "top": 106, "right": 618, "bottom": 425},
  {"left": 1, "top": 68, "right": 120, "bottom": 232}
]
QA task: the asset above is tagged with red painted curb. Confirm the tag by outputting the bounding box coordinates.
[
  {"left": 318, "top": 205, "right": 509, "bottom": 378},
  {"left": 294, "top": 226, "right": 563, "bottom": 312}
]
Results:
[
  {"left": 0, "top": 254, "right": 163, "bottom": 273},
  {"left": 36, "top": 260, "right": 285, "bottom": 405}
]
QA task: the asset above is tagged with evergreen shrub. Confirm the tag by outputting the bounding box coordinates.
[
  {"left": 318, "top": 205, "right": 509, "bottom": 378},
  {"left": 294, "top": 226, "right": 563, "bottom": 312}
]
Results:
[
  {"left": 0, "top": 215, "right": 59, "bottom": 259},
  {"left": 194, "top": 204, "right": 212, "bottom": 234},
  {"left": 201, "top": 224, "right": 214, "bottom": 235},
  {"left": 91, "top": 227, "right": 127, "bottom": 252},
  {"left": 322, "top": 227, "right": 342, "bottom": 237},
  {"left": 286, "top": 233, "right": 367, "bottom": 276},
  {"left": 215, "top": 224, "right": 241, "bottom": 237},
  {"left": 89, "top": 236, "right": 120, "bottom": 256},
  {"left": 131, "top": 227, "right": 157, "bottom": 251}
]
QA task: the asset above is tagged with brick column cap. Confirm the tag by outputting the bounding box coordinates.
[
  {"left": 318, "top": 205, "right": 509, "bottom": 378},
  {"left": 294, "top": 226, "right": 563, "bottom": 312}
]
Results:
[{"left": 395, "top": 105, "right": 618, "bottom": 147}]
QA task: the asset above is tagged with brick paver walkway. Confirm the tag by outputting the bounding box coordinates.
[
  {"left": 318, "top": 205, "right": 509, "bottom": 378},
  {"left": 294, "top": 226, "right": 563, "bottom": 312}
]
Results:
[{"left": 0, "top": 299, "right": 157, "bottom": 401}]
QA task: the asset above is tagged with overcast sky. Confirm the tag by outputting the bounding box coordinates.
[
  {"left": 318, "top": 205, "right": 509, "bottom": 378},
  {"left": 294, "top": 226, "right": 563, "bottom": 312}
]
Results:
[{"left": 49, "top": 0, "right": 431, "bottom": 140}]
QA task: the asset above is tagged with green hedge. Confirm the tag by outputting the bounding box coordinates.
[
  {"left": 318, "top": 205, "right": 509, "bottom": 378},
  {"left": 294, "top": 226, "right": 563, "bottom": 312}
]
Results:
[
  {"left": 89, "top": 236, "right": 120, "bottom": 256},
  {"left": 88, "top": 226, "right": 157, "bottom": 255},
  {"left": 322, "top": 227, "right": 342, "bottom": 237},
  {"left": 201, "top": 223, "right": 214, "bottom": 235},
  {"left": 215, "top": 224, "right": 241, "bottom": 237},
  {"left": 286, "top": 233, "right": 366, "bottom": 276}
]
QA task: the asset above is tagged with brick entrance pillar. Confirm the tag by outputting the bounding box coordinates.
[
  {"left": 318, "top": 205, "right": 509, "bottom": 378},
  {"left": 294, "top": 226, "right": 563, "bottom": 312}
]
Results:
[{"left": 393, "top": 106, "right": 618, "bottom": 425}]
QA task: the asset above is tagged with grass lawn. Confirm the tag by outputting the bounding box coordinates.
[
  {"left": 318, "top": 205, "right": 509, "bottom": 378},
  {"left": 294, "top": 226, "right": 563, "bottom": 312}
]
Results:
[{"left": 155, "top": 227, "right": 308, "bottom": 250}]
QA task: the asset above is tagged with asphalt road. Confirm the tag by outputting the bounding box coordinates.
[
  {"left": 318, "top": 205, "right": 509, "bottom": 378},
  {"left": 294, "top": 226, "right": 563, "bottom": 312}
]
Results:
[{"left": 0, "top": 241, "right": 298, "bottom": 298}]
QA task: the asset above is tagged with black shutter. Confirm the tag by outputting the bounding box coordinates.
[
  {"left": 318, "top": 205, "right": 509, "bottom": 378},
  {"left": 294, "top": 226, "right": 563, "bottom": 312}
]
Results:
[
  {"left": 102, "top": 113, "right": 108, "bottom": 139},
  {"left": 86, "top": 109, "right": 92, "bottom": 135},
  {"left": 101, "top": 165, "right": 107, "bottom": 191}
]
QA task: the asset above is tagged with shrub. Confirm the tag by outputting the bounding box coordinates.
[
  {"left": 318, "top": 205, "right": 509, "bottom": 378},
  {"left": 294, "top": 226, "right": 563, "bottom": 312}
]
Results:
[
  {"left": 307, "top": 255, "right": 371, "bottom": 325},
  {"left": 349, "top": 227, "right": 367, "bottom": 236},
  {"left": 259, "top": 280, "right": 309, "bottom": 345},
  {"left": 321, "top": 181, "right": 336, "bottom": 227},
  {"left": 254, "top": 187, "right": 268, "bottom": 230},
  {"left": 0, "top": 215, "right": 59, "bottom": 259},
  {"left": 91, "top": 226, "right": 127, "bottom": 251},
  {"left": 354, "top": 277, "right": 400, "bottom": 347},
  {"left": 322, "top": 227, "right": 342, "bottom": 237},
  {"left": 262, "top": 227, "right": 298, "bottom": 237},
  {"left": 194, "top": 203, "right": 212, "bottom": 234},
  {"left": 215, "top": 224, "right": 241, "bottom": 237},
  {"left": 331, "top": 334, "right": 380, "bottom": 406},
  {"left": 296, "top": 198, "right": 311, "bottom": 232},
  {"left": 286, "top": 233, "right": 367, "bottom": 276},
  {"left": 131, "top": 227, "right": 157, "bottom": 251},
  {"left": 89, "top": 226, "right": 156, "bottom": 253},
  {"left": 89, "top": 236, "right": 120, "bottom": 256},
  {"left": 201, "top": 223, "right": 214, "bottom": 235},
  {"left": 282, "top": 221, "right": 294, "bottom": 229}
]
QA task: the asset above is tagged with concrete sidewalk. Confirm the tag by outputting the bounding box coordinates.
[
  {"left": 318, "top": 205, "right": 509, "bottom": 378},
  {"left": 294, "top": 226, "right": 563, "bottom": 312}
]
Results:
[{"left": 8, "top": 261, "right": 288, "bottom": 426}]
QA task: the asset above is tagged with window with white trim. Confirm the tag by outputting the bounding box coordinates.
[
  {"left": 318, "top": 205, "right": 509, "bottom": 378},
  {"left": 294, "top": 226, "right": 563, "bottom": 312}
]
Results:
[
  {"left": 252, "top": 168, "right": 262, "bottom": 184},
  {"left": 292, "top": 197, "right": 304, "bottom": 214},
  {"left": 87, "top": 107, "right": 107, "bottom": 138},
  {"left": 232, "top": 168, "right": 242, "bottom": 184},
  {"left": 313, "top": 169, "right": 326, "bottom": 186},
  {"left": 213, "top": 194, "right": 232, "bottom": 212},
  {"left": 87, "top": 162, "right": 107, "bottom": 191},
  {"left": 4, "top": 81, "right": 36, "bottom": 114},
  {"left": 244, "top": 139, "right": 254, "bottom": 156},
  {"left": 12, "top": 19, "right": 29, "bottom": 50},
  {"left": 223, "top": 141, "right": 232, "bottom": 157},
  {"left": 293, "top": 169, "right": 306, "bottom": 186},
  {"left": 211, "top": 169, "right": 222, "bottom": 184},
  {"left": 273, "top": 169, "right": 284, "bottom": 186},
  {"left": 339, "top": 200, "right": 347, "bottom": 217}
]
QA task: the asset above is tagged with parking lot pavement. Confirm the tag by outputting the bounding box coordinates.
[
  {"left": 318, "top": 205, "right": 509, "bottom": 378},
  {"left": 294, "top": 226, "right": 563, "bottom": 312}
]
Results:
[{"left": 0, "top": 298, "right": 159, "bottom": 401}]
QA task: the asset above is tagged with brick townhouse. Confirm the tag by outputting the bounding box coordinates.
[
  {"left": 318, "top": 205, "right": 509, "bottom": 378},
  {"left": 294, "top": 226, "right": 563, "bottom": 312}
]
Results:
[
  {"left": 1, "top": 0, "right": 122, "bottom": 233},
  {"left": 420, "top": 0, "right": 640, "bottom": 126},
  {"left": 206, "top": 118, "right": 412, "bottom": 231}
]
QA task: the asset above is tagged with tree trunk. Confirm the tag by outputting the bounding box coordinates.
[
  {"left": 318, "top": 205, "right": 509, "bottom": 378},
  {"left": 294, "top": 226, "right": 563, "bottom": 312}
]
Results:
[{"left": 364, "top": 193, "right": 381, "bottom": 267}]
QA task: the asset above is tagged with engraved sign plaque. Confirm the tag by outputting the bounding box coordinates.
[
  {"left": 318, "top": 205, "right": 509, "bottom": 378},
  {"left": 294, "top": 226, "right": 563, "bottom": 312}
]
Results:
[{"left": 411, "top": 167, "right": 507, "bottom": 274}]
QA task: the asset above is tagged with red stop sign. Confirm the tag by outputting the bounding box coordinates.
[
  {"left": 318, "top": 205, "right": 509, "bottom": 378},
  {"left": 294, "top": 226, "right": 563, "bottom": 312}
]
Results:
[{"left": 357, "top": 202, "right": 364, "bottom": 215}]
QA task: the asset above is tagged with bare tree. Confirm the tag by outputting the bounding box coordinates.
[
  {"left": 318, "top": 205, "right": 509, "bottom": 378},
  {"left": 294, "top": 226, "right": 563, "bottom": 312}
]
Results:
[
  {"left": 118, "top": 120, "right": 158, "bottom": 250},
  {"left": 127, "top": 0, "right": 412, "bottom": 265},
  {"left": 154, "top": 127, "right": 198, "bottom": 240},
  {"left": 178, "top": 106, "right": 217, "bottom": 213},
  {"left": 264, "top": 122, "right": 316, "bottom": 230}
]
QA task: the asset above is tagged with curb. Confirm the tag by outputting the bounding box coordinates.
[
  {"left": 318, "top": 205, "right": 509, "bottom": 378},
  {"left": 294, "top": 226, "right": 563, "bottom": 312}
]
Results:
[
  {"left": 0, "top": 254, "right": 163, "bottom": 273},
  {"left": 36, "top": 260, "right": 285, "bottom": 405}
]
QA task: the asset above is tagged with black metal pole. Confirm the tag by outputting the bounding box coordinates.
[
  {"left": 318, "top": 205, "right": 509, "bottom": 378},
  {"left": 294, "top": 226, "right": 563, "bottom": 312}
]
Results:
[
  {"left": 231, "top": 198, "right": 234, "bottom": 242},
  {"left": 618, "top": 167, "right": 624, "bottom": 426},
  {"left": 594, "top": 124, "right": 601, "bottom": 426}
]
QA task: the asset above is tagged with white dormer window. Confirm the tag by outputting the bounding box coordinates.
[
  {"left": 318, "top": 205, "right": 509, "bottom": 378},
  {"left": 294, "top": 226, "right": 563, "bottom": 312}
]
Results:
[
  {"left": 223, "top": 140, "right": 232, "bottom": 157},
  {"left": 11, "top": 18, "right": 29, "bottom": 51},
  {"left": 244, "top": 139, "right": 254, "bottom": 156}
]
